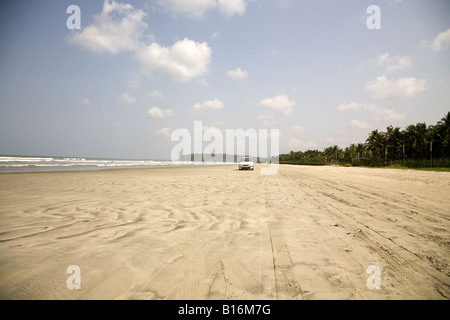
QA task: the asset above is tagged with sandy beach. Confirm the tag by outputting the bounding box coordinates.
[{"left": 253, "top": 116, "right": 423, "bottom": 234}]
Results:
[{"left": 0, "top": 164, "right": 449, "bottom": 300}]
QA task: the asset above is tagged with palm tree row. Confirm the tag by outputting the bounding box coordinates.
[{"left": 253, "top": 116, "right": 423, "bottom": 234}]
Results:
[{"left": 279, "top": 111, "right": 450, "bottom": 167}]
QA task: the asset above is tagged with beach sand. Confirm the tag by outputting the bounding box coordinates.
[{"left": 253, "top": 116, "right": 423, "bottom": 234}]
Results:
[{"left": 0, "top": 164, "right": 449, "bottom": 300}]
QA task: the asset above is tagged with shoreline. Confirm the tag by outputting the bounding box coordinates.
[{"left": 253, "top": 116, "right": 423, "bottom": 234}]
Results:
[{"left": 0, "top": 163, "right": 236, "bottom": 174}]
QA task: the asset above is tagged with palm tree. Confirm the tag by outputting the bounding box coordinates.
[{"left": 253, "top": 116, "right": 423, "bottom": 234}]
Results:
[
  {"left": 356, "top": 143, "right": 366, "bottom": 159},
  {"left": 427, "top": 125, "right": 437, "bottom": 166},
  {"left": 323, "top": 145, "right": 342, "bottom": 163},
  {"left": 438, "top": 111, "right": 450, "bottom": 135},
  {"left": 437, "top": 112, "right": 450, "bottom": 157},
  {"left": 366, "top": 130, "right": 386, "bottom": 163},
  {"left": 345, "top": 143, "right": 357, "bottom": 162},
  {"left": 405, "top": 123, "right": 430, "bottom": 159},
  {"left": 385, "top": 126, "right": 403, "bottom": 162}
]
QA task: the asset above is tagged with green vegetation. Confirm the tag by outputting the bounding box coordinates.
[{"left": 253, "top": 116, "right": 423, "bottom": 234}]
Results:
[{"left": 280, "top": 111, "right": 450, "bottom": 169}]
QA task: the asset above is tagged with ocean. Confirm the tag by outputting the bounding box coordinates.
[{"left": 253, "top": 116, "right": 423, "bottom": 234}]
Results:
[{"left": 0, "top": 155, "right": 218, "bottom": 173}]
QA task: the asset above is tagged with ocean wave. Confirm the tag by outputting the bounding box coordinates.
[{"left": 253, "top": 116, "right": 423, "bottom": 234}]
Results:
[{"left": 0, "top": 156, "right": 229, "bottom": 172}]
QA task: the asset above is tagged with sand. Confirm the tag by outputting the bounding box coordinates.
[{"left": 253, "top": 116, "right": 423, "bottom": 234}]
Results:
[{"left": 0, "top": 164, "right": 449, "bottom": 300}]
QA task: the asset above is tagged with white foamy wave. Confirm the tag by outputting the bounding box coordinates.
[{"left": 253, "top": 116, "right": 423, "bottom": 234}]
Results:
[{"left": 0, "top": 156, "right": 207, "bottom": 172}]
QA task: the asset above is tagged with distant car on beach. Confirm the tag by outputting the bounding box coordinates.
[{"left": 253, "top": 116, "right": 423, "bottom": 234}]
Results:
[{"left": 238, "top": 156, "right": 254, "bottom": 170}]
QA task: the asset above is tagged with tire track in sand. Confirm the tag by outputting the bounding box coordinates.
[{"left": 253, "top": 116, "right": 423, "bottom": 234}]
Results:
[
  {"left": 279, "top": 168, "right": 450, "bottom": 299},
  {"left": 264, "top": 177, "right": 304, "bottom": 300}
]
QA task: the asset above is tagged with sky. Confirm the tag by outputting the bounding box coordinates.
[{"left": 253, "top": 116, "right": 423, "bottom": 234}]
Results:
[{"left": 0, "top": 0, "right": 449, "bottom": 160}]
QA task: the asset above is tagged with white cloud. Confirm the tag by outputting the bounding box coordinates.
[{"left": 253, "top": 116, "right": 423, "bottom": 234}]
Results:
[
  {"left": 157, "top": 127, "right": 172, "bottom": 137},
  {"left": 67, "top": 0, "right": 148, "bottom": 54},
  {"left": 136, "top": 38, "right": 211, "bottom": 82},
  {"left": 211, "top": 30, "right": 220, "bottom": 40},
  {"left": 217, "top": 0, "right": 246, "bottom": 17},
  {"left": 258, "top": 95, "right": 295, "bottom": 115},
  {"left": 350, "top": 119, "right": 369, "bottom": 129},
  {"left": 271, "top": 48, "right": 279, "bottom": 56},
  {"left": 157, "top": 0, "right": 216, "bottom": 18},
  {"left": 291, "top": 125, "right": 306, "bottom": 133},
  {"left": 376, "top": 52, "right": 411, "bottom": 72},
  {"left": 112, "top": 122, "right": 124, "bottom": 127},
  {"left": 377, "top": 52, "right": 390, "bottom": 65},
  {"left": 68, "top": 2, "right": 212, "bottom": 83},
  {"left": 357, "top": 52, "right": 411, "bottom": 73},
  {"left": 147, "top": 107, "right": 173, "bottom": 118},
  {"left": 337, "top": 102, "right": 362, "bottom": 112},
  {"left": 226, "top": 68, "right": 247, "bottom": 80},
  {"left": 339, "top": 102, "right": 406, "bottom": 121},
  {"left": 431, "top": 28, "right": 450, "bottom": 52},
  {"left": 157, "top": 0, "right": 246, "bottom": 18},
  {"left": 202, "top": 124, "right": 220, "bottom": 133},
  {"left": 258, "top": 114, "right": 277, "bottom": 126},
  {"left": 420, "top": 38, "right": 429, "bottom": 50},
  {"left": 148, "top": 90, "right": 164, "bottom": 99},
  {"left": 387, "top": 56, "right": 410, "bottom": 72},
  {"left": 288, "top": 138, "right": 317, "bottom": 150},
  {"left": 119, "top": 93, "right": 136, "bottom": 104},
  {"left": 364, "top": 104, "right": 406, "bottom": 121},
  {"left": 193, "top": 99, "right": 224, "bottom": 112},
  {"left": 126, "top": 76, "right": 143, "bottom": 89},
  {"left": 365, "top": 75, "right": 428, "bottom": 100},
  {"left": 379, "top": 108, "right": 405, "bottom": 120},
  {"left": 76, "top": 97, "right": 91, "bottom": 106}
]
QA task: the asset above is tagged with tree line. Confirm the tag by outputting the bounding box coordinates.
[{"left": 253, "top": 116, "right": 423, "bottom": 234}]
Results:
[{"left": 279, "top": 111, "right": 450, "bottom": 168}]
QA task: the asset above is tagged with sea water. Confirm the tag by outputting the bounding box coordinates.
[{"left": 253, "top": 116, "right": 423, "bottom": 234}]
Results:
[{"left": 0, "top": 156, "right": 210, "bottom": 173}]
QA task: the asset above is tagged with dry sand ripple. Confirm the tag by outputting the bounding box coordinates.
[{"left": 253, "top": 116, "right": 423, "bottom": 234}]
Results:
[{"left": 0, "top": 165, "right": 449, "bottom": 299}]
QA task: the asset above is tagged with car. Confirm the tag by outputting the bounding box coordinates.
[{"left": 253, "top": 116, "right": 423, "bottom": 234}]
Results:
[{"left": 238, "top": 156, "right": 254, "bottom": 170}]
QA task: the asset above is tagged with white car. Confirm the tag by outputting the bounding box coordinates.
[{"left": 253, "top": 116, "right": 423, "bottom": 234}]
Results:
[{"left": 238, "top": 156, "right": 254, "bottom": 170}]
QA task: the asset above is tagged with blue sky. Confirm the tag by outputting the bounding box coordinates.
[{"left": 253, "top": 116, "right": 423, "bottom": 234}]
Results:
[{"left": 0, "top": 0, "right": 449, "bottom": 160}]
